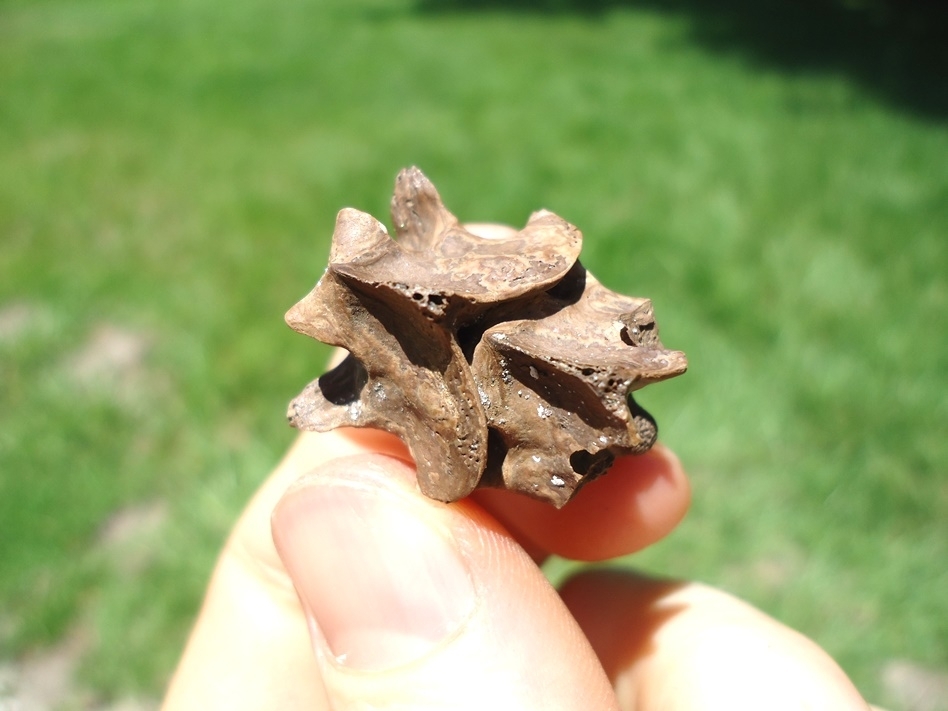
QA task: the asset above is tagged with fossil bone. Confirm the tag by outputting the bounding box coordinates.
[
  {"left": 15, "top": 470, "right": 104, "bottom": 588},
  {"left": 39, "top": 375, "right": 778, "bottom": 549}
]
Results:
[{"left": 286, "top": 167, "right": 686, "bottom": 507}]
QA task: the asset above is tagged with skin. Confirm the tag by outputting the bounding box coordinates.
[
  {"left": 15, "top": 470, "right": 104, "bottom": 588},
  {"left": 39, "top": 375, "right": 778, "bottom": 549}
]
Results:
[
  {"left": 161, "top": 428, "right": 881, "bottom": 710},
  {"left": 163, "top": 225, "right": 882, "bottom": 709}
]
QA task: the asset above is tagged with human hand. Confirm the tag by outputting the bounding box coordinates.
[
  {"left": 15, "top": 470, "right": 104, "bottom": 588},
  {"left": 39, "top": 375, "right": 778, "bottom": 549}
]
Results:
[{"left": 161, "top": 427, "right": 878, "bottom": 710}]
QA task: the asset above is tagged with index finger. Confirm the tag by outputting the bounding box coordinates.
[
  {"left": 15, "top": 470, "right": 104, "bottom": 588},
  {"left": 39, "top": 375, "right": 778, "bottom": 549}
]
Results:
[
  {"left": 472, "top": 443, "right": 690, "bottom": 563},
  {"left": 280, "top": 428, "right": 690, "bottom": 564}
]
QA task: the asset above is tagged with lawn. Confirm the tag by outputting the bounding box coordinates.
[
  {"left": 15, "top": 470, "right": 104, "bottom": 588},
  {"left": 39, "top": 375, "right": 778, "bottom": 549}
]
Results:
[{"left": 1, "top": 0, "right": 945, "bottom": 706}]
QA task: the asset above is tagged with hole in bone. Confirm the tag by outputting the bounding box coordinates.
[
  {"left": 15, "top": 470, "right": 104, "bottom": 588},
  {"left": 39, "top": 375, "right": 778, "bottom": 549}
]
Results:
[
  {"left": 627, "top": 395, "right": 658, "bottom": 449},
  {"left": 456, "top": 321, "right": 487, "bottom": 363},
  {"left": 316, "top": 353, "right": 368, "bottom": 406},
  {"left": 480, "top": 427, "right": 509, "bottom": 489},
  {"left": 569, "top": 448, "right": 614, "bottom": 478},
  {"left": 545, "top": 261, "right": 587, "bottom": 304},
  {"left": 620, "top": 321, "right": 655, "bottom": 347}
]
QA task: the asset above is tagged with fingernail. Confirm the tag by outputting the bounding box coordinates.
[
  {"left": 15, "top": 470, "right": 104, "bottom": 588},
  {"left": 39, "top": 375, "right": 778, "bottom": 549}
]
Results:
[{"left": 272, "top": 458, "right": 477, "bottom": 671}]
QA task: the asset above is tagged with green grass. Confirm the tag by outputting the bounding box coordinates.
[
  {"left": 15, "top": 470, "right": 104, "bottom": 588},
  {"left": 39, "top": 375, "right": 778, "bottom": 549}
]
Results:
[{"left": 1, "top": 0, "right": 945, "bottom": 705}]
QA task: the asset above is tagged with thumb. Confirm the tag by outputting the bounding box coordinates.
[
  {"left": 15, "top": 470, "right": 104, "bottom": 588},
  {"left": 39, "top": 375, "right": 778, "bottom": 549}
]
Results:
[{"left": 272, "top": 453, "right": 618, "bottom": 711}]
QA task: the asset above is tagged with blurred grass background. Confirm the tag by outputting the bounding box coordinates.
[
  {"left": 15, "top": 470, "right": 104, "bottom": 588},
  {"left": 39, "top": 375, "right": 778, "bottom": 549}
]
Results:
[{"left": 1, "top": 0, "right": 945, "bottom": 706}]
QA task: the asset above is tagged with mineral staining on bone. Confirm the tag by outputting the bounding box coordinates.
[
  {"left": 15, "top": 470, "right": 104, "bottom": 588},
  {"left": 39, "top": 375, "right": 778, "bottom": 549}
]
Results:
[{"left": 286, "top": 167, "right": 686, "bottom": 507}]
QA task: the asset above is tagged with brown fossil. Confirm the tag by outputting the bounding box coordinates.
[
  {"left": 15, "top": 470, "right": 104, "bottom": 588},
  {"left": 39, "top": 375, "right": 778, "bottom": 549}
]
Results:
[{"left": 286, "top": 167, "right": 687, "bottom": 507}]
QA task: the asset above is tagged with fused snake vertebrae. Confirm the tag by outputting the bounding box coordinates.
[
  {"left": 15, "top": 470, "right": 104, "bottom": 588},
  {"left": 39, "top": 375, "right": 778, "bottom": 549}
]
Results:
[{"left": 286, "top": 168, "right": 686, "bottom": 507}]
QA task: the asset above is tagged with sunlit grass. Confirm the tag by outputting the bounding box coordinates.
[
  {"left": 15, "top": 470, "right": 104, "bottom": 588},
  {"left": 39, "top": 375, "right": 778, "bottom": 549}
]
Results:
[{"left": 1, "top": 0, "right": 945, "bottom": 703}]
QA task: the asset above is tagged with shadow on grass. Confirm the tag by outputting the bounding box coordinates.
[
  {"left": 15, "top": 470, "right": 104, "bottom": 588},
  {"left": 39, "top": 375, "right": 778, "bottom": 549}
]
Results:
[{"left": 416, "top": 0, "right": 948, "bottom": 119}]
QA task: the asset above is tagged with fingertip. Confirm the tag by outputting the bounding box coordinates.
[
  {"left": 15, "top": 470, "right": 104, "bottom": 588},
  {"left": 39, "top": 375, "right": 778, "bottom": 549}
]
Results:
[
  {"left": 473, "top": 443, "right": 691, "bottom": 561},
  {"left": 560, "top": 571, "right": 872, "bottom": 711},
  {"left": 572, "top": 443, "right": 691, "bottom": 549},
  {"left": 463, "top": 222, "right": 519, "bottom": 240},
  {"left": 559, "top": 569, "right": 686, "bottom": 682}
]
